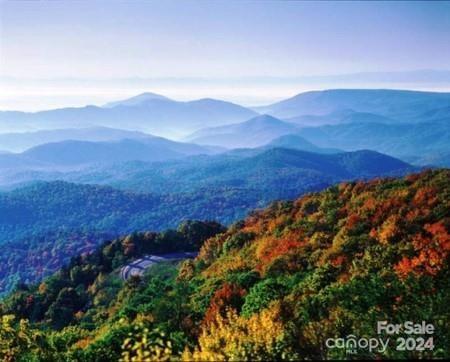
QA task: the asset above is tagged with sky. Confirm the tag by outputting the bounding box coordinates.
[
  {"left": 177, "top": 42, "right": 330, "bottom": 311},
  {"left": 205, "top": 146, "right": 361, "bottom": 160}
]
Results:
[{"left": 1, "top": 0, "right": 450, "bottom": 110}]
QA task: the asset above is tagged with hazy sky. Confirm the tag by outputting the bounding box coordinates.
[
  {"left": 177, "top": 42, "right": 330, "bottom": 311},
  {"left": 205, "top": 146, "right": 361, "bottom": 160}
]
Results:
[{"left": 1, "top": 0, "right": 450, "bottom": 110}]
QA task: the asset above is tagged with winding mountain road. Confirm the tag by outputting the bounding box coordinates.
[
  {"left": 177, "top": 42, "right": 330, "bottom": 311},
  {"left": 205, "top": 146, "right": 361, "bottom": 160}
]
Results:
[{"left": 120, "top": 252, "right": 198, "bottom": 280}]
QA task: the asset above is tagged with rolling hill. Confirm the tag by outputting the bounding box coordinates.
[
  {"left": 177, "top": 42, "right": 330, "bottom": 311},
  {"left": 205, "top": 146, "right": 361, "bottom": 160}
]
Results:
[
  {"left": 0, "top": 180, "right": 257, "bottom": 293},
  {"left": 0, "top": 147, "right": 415, "bottom": 293},
  {"left": 0, "top": 137, "right": 218, "bottom": 171},
  {"left": 296, "top": 119, "right": 450, "bottom": 166},
  {"left": 184, "top": 114, "right": 300, "bottom": 148},
  {"left": 0, "top": 127, "right": 153, "bottom": 153},
  {"left": 257, "top": 89, "right": 450, "bottom": 120},
  {"left": 103, "top": 92, "right": 172, "bottom": 107},
  {"left": 284, "top": 109, "right": 395, "bottom": 127},
  {"left": 410, "top": 105, "right": 450, "bottom": 123},
  {"left": 0, "top": 94, "right": 257, "bottom": 138},
  {"left": 0, "top": 147, "right": 416, "bottom": 193},
  {"left": 266, "top": 134, "right": 341, "bottom": 153}
]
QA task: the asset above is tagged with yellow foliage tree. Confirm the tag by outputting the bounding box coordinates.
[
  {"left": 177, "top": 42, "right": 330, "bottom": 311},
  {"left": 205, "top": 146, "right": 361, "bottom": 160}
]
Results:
[
  {"left": 0, "top": 315, "right": 48, "bottom": 361},
  {"left": 121, "top": 317, "right": 175, "bottom": 362},
  {"left": 182, "top": 302, "right": 298, "bottom": 361}
]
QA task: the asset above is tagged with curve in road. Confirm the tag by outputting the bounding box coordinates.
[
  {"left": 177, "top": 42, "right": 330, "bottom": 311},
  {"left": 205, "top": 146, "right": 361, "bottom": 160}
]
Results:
[{"left": 120, "top": 252, "right": 198, "bottom": 280}]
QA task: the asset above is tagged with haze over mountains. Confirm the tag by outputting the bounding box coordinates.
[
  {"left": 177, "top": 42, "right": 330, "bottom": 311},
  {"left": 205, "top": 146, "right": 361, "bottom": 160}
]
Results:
[
  {"left": 0, "top": 147, "right": 415, "bottom": 292},
  {"left": 0, "top": 93, "right": 257, "bottom": 138},
  {"left": 0, "top": 87, "right": 447, "bottom": 293},
  {"left": 0, "top": 127, "right": 152, "bottom": 153},
  {"left": 0, "top": 147, "right": 414, "bottom": 192},
  {"left": 0, "top": 137, "right": 218, "bottom": 172},
  {"left": 0, "top": 88, "right": 448, "bottom": 187},
  {"left": 257, "top": 88, "right": 450, "bottom": 120},
  {"left": 2, "top": 0, "right": 449, "bottom": 356},
  {"left": 284, "top": 109, "right": 395, "bottom": 127},
  {"left": 103, "top": 92, "right": 172, "bottom": 108},
  {"left": 266, "top": 134, "right": 341, "bottom": 154},
  {"left": 184, "top": 89, "right": 450, "bottom": 166},
  {"left": 0, "top": 148, "right": 413, "bottom": 243},
  {"left": 184, "top": 114, "right": 300, "bottom": 148},
  {"left": 297, "top": 120, "right": 450, "bottom": 166},
  {"left": 1, "top": 88, "right": 449, "bottom": 139}
]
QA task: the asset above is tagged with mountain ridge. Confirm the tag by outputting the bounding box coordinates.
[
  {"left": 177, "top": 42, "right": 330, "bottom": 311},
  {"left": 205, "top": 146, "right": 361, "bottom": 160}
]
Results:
[
  {"left": 0, "top": 136, "right": 219, "bottom": 171},
  {"left": 296, "top": 119, "right": 450, "bottom": 166},
  {"left": 184, "top": 114, "right": 299, "bottom": 148},
  {"left": 0, "top": 96, "right": 257, "bottom": 137},
  {"left": 103, "top": 92, "right": 172, "bottom": 107},
  {"left": 0, "top": 126, "right": 154, "bottom": 153},
  {"left": 0, "top": 146, "right": 416, "bottom": 192},
  {"left": 257, "top": 88, "right": 450, "bottom": 119}
]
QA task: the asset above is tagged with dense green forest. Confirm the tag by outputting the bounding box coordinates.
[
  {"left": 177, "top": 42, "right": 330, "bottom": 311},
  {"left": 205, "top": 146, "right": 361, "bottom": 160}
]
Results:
[
  {"left": 1, "top": 169, "right": 448, "bottom": 360},
  {"left": 1, "top": 147, "right": 414, "bottom": 192},
  {"left": 0, "top": 148, "right": 413, "bottom": 294},
  {"left": 0, "top": 181, "right": 258, "bottom": 294}
]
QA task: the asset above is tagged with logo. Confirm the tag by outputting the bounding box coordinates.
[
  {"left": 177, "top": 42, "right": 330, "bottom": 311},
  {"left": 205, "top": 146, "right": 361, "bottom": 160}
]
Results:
[{"left": 325, "top": 321, "right": 435, "bottom": 355}]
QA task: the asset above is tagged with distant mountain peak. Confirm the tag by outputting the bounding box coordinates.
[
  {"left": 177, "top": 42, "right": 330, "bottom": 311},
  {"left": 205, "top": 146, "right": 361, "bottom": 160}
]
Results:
[
  {"left": 268, "top": 134, "right": 317, "bottom": 147},
  {"left": 257, "top": 88, "right": 450, "bottom": 119},
  {"left": 244, "top": 114, "right": 284, "bottom": 125},
  {"left": 183, "top": 114, "right": 299, "bottom": 149},
  {"left": 135, "top": 91, "right": 170, "bottom": 99},
  {"left": 187, "top": 98, "right": 246, "bottom": 107},
  {"left": 103, "top": 92, "right": 172, "bottom": 108}
]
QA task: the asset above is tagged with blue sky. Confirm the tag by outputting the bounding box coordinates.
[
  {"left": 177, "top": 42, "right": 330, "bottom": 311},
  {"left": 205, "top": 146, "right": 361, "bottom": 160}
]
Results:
[{"left": 1, "top": 0, "right": 449, "bottom": 110}]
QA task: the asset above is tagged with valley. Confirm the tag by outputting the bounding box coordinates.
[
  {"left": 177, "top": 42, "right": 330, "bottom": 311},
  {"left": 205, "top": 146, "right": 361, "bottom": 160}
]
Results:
[
  {"left": 0, "top": 88, "right": 448, "bottom": 360},
  {"left": 2, "top": 2, "right": 448, "bottom": 360},
  {"left": 1, "top": 169, "right": 448, "bottom": 360}
]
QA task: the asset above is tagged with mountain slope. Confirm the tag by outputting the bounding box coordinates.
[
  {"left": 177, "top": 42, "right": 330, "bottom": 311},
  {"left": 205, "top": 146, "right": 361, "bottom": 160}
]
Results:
[
  {"left": 182, "top": 169, "right": 450, "bottom": 360},
  {"left": 0, "top": 127, "right": 153, "bottom": 153},
  {"left": 1, "top": 148, "right": 415, "bottom": 193},
  {"left": 0, "top": 137, "right": 217, "bottom": 170},
  {"left": 266, "top": 134, "right": 341, "bottom": 153},
  {"left": 0, "top": 149, "right": 414, "bottom": 292},
  {"left": 184, "top": 114, "right": 299, "bottom": 148},
  {"left": 1, "top": 169, "right": 448, "bottom": 360},
  {"left": 297, "top": 119, "right": 450, "bottom": 166},
  {"left": 21, "top": 139, "right": 184, "bottom": 166},
  {"left": 411, "top": 105, "right": 450, "bottom": 122},
  {"left": 285, "top": 109, "right": 395, "bottom": 127},
  {"left": 0, "top": 96, "right": 257, "bottom": 138},
  {"left": 0, "top": 181, "right": 258, "bottom": 293},
  {"left": 258, "top": 89, "right": 450, "bottom": 120},
  {"left": 103, "top": 92, "right": 172, "bottom": 107}
]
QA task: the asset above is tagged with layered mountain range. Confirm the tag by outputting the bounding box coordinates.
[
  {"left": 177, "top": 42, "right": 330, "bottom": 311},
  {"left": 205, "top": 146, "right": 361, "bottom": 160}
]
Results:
[
  {"left": 0, "top": 88, "right": 448, "bottom": 294},
  {"left": 1, "top": 89, "right": 447, "bottom": 166}
]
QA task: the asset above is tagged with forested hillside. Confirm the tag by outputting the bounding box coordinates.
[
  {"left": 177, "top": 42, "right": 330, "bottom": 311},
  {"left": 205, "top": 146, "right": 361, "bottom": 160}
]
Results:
[
  {"left": 297, "top": 120, "right": 450, "bottom": 166},
  {"left": 1, "top": 169, "right": 448, "bottom": 360},
  {"left": 0, "top": 148, "right": 414, "bottom": 294},
  {"left": 0, "top": 148, "right": 414, "bottom": 192},
  {"left": 0, "top": 182, "right": 256, "bottom": 294}
]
